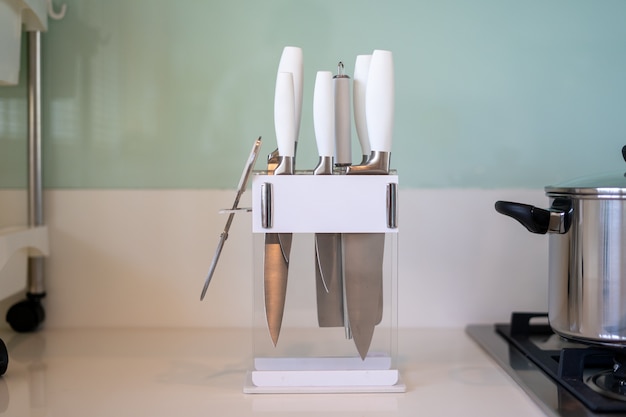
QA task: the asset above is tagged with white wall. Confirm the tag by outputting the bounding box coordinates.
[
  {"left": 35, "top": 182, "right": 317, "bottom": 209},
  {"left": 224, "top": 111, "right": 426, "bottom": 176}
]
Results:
[{"left": 0, "top": 188, "right": 549, "bottom": 329}]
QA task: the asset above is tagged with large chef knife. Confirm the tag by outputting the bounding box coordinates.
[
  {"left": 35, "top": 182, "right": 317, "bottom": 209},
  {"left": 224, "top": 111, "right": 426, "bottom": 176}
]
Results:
[
  {"left": 352, "top": 54, "right": 384, "bottom": 326},
  {"left": 344, "top": 49, "right": 394, "bottom": 360},
  {"left": 312, "top": 71, "right": 344, "bottom": 328},
  {"left": 264, "top": 46, "right": 302, "bottom": 347}
]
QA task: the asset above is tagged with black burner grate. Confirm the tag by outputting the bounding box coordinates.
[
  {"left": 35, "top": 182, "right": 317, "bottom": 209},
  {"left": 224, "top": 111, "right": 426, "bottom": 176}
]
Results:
[{"left": 497, "top": 313, "right": 626, "bottom": 413}]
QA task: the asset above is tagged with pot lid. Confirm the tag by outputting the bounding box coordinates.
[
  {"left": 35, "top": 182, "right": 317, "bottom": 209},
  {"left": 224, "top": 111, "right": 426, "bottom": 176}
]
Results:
[{"left": 545, "top": 146, "right": 626, "bottom": 197}]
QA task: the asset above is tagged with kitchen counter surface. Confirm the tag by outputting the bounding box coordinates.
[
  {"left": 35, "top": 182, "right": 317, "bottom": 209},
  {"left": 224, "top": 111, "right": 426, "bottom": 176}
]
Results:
[{"left": 0, "top": 327, "right": 546, "bottom": 417}]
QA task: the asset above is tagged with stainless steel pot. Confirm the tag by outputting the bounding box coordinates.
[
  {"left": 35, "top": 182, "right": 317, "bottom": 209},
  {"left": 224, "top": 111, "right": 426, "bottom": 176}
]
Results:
[{"left": 496, "top": 147, "right": 626, "bottom": 346}]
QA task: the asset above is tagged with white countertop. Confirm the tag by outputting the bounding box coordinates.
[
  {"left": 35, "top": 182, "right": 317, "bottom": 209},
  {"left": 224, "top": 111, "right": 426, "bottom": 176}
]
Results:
[{"left": 0, "top": 328, "right": 546, "bottom": 416}]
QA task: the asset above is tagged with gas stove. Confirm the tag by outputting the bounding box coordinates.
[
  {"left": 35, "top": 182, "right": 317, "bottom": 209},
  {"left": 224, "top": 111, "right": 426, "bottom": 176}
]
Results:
[{"left": 467, "top": 313, "right": 626, "bottom": 417}]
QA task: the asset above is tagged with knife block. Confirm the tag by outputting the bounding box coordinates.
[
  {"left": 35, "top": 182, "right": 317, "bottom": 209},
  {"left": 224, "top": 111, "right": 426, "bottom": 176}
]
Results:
[{"left": 244, "top": 172, "right": 404, "bottom": 393}]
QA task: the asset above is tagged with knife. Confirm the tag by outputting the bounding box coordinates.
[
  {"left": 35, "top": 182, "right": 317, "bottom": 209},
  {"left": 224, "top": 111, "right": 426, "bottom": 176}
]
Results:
[
  {"left": 353, "top": 54, "right": 384, "bottom": 326},
  {"left": 264, "top": 71, "right": 296, "bottom": 346},
  {"left": 264, "top": 47, "right": 302, "bottom": 347},
  {"left": 344, "top": 49, "right": 394, "bottom": 359},
  {"left": 312, "top": 71, "right": 344, "bottom": 328}
]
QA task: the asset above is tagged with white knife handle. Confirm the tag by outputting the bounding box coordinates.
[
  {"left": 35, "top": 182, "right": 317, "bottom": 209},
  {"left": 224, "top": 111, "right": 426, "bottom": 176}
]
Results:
[
  {"left": 334, "top": 63, "right": 352, "bottom": 166},
  {"left": 277, "top": 46, "right": 303, "bottom": 140},
  {"left": 365, "top": 50, "right": 394, "bottom": 153},
  {"left": 353, "top": 55, "right": 372, "bottom": 157},
  {"left": 313, "top": 71, "right": 335, "bottom": 158},
  {"left": 274, "top": 72, "right": 296, "bottom": 158}
]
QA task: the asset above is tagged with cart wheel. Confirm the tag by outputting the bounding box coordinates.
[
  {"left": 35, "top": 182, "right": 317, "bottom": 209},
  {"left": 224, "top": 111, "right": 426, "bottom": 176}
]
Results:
[
  {"left": 6, "top": 297, "right": 45, "bottom": 333},
  {"left": 0, "top": 339, "right": 7, "bottom": 376}
]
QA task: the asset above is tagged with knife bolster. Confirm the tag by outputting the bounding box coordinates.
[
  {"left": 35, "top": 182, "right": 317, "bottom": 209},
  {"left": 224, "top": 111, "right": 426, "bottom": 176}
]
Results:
[
  {"left": 346, "top": 151, "right": 391, "bottom": 175},
  {"left": 274, "top": 156, "right": 294, "bottom": 175},
  {"left": 313, "top": 156, "right": 333, "bottom": 175}
]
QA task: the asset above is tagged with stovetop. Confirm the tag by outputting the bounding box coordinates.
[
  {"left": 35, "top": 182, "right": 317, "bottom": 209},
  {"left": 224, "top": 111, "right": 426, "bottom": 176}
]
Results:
[{"left": 467, "top": 313, "right": 626, "bottom": 417}]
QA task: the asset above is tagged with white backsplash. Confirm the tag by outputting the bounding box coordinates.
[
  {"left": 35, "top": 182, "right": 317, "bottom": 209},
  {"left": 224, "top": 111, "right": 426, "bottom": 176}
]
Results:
[{"left": 0, "top": 188, "right": 549, "bottom": 329}]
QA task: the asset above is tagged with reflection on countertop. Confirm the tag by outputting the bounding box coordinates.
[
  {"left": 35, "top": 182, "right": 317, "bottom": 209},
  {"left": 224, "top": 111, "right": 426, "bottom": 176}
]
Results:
[{"left": 0, "top": 328, "right": 546, "bottom": 417}]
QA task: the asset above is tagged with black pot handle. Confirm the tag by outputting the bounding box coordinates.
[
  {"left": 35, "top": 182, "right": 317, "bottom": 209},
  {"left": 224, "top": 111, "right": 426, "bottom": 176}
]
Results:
[{"left": 494, "top": 201, "right": 551, "bottom": 234}]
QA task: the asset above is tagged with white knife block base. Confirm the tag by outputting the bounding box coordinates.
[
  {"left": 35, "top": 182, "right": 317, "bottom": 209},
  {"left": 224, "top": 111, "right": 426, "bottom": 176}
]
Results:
[
  {"left": 246, "top": 172, "right": 402, "bottom": 394},
  {"left": 244, "top": 356, "right": 405, "bottom": 393}
]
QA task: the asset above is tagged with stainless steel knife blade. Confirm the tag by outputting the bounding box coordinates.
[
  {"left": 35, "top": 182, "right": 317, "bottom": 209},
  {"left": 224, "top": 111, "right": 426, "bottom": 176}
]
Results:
[
  {"left": 315, "top": 233, "right": 344, "bottom": 327},
  {"left": 264, "top": 232, "right": 290, "bottom": 346},
  {"left": 342, "top": 232, "right": 385, "bottom": 359}
]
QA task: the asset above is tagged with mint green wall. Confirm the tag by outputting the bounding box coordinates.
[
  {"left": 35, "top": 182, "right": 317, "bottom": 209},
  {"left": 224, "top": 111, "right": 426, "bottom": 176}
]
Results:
[{"left": 1, "top": 0, "right": 625, "bottom": 189}]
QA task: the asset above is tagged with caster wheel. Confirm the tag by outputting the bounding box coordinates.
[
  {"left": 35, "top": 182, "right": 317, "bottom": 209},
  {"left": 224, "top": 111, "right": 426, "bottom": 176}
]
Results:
[
  {"left": 6, "top": 297, "right": 45, "bottom": 333},
  {"left": 0, "top": 339, "right": 7, "bottom": 376}
]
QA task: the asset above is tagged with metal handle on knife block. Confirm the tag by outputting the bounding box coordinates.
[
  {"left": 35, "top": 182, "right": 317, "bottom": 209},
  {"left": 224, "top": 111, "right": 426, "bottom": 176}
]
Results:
[
  {"left": 261, "top": 182, "right": 273, "bottom": 229},
  {"left": 387, "top": 183, "right": 398, "bottom": 229}
]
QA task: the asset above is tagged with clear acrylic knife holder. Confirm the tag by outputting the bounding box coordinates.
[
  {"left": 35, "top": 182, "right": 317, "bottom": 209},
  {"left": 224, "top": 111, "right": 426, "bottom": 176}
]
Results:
[{"left": 244, "top": 172, "right": 404, "bottom": 393}]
